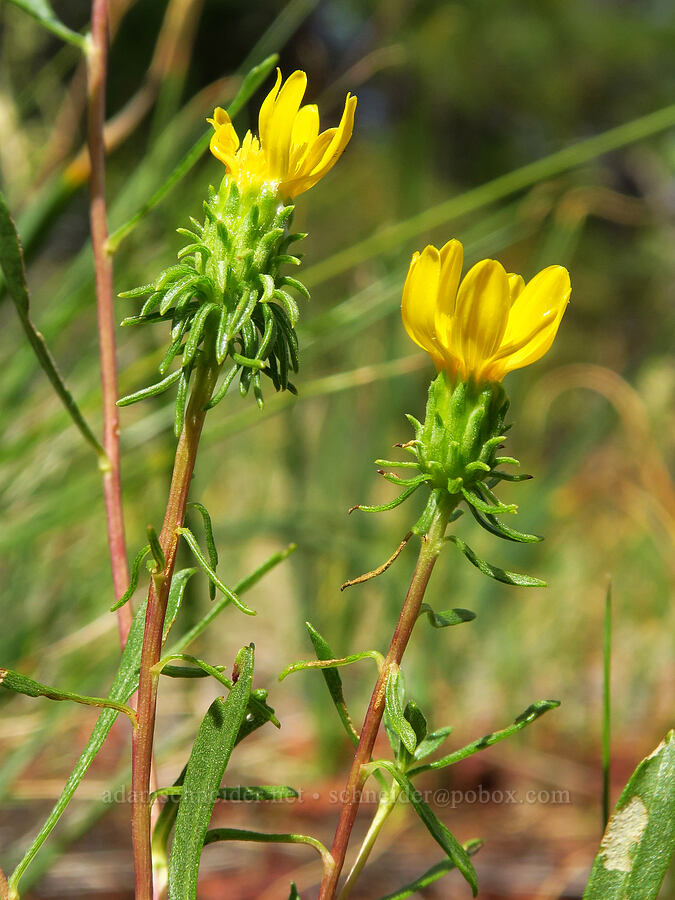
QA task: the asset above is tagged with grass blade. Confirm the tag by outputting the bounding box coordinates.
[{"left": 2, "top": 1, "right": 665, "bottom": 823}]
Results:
[
  {"left": 0, "top": 189, "right": 105, "bottom": 462},
  {"left": 7, "top": 0, "right": 86, "bottom": 49}
]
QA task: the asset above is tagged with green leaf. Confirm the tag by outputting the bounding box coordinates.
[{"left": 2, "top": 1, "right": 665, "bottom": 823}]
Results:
[
  {"left": 0, "top": 668, "right": 135, "bottom": 724},
  {"left": 7, "top": 599, "right": 150, "bottom": 895},
  {"left": 377, "top": 839, "right": 483, "bottom": 899},
  {"left": 408, "top": 700, "right": 560, "bottom": 777},
  {"left": 156, "top": 653, "right": 279, "bottom": 728},
  {"left": 106, "top": 55, "right": 279, "bottom": 253},
  {"left": 0, "top": 189, "right": 105, "bottom": 461},
  {"left": 6, "top": 0, "right": 86, "bottom": 48},
  {"left": 279, "top": 650, "right": 382, "bottom": 683},
  {"left": 418, "top": 603, "right": 476, "bottom": 628},
  {"left": 384, "top": 667, "right": 417, "bottom": 756},
  {"left": 110, "top": 544, "right": 151, "bottom": 611},
  {"left": 163, "top": 569, "right": 197, "bottom": 639},
  {"left": 8, "top": 552, "right": 284, "bottom": 895},
  {"left": 168, "top": 645, "right": 254, "bottom": 900},
  {"left": 153, "top": 784, "right": 298, "bottom": 803},
  {"left": 117, "top": 369, "right": 182, "bottom": 407},
  {"left": 203, "top": 828, "right": 330, "bottom": 867},
  {"left": 583, "top": 730, "right": 675, "bottom": 900},
  {"left": 414, "top": 727, "right": 454, "bottom": 761},
  {"left": 446, "top": 535, "right": 546, "bottom": 587},
  {"left": 176, "top": 527, "right": 255, "bottom": 616},
  {"left": 371, "top": 762, "right": 478, "bottom": 896},
  {"left": 288, "top": 884, "right": 300, "bottom": 900},
  {"left": 188, "top": 502, "right": 218, "bottom": 601},
  {"left": 305, "top": 622, "right": 359, "bottom": 746}
]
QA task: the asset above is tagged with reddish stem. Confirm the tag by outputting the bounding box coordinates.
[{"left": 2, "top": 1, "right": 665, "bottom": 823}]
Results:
[
  {"left": 86, "top": 0, "right": 132, "bottom": 643},
  {"left": 130, "top": 359, "right": 219, "bottom": 900},
  {"left": 319, "top": 505, "right": 451, "bottom": 899}
]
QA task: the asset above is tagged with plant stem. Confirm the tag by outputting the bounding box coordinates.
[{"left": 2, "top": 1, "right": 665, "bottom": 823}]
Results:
[
  {"left": 130, "top": 355, "right": 219, "bottom": 900},
  {"left": 337, "top": 782, "right": 402, "bottom": 900},
  {"left": 86, "top": 0, "right": 132, "bottom": 644},
  {"left": 319, "top": 502, "right": 453, "bottom": 899}
]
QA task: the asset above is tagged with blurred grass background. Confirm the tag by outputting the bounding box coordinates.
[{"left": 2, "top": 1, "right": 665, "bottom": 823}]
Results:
[{"left": 0, "top": 0, "right": 673, "bottom": 896}]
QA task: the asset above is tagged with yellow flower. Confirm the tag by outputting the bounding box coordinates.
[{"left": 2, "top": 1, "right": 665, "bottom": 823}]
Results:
[
  {"left": 208, "top": 69, "right": 357, "bottom": 199},
  {"left": 401, "top": 239, "right": 570, "bottom": 383}
]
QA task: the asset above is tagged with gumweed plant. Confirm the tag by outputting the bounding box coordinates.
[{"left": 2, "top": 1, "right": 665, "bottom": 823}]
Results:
[
  {"left": 3, "top": 6, "right": 672, "bottom": 898},
  {"left": 283, "top": 240, "right": 573, "bottom": 899}
]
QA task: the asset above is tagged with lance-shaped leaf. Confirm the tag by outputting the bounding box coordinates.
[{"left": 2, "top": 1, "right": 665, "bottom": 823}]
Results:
[
  {"left": 168, "top": 645, "right": 254, "bottom": 900},
  {"left": 7, "top": 566, "right": 193, "bottom": 895},
  {"left": 446, "top": 535, "right": 546, "bottom": 587},
  {"left": 418, "top": 603, "right": 476, "bottom": 628},
  {"left": 177, "top": 527, "right": 255, "bottom": 615},
  {"left": 0, "top": 189, "right": 104, "bottom": 461},
  {"left": 188, "top": 503, "right": 218, "bottom": 600},
  {"left": 377, "top": 839, "right": 483, "bottom": 899},
  {"left": 408, "top": 700, "right": 560, "bottom": 777},
  {"left": 384, "top": 667, "right": 417, "bottom": 756},
  {"left": 414, "top": 727, "right": 454, "bottom": 761},
  {"left": 305, "top": 622, "right": 359, "bottom": 746},
  {"left": 583, "top": 730, "right": 675, "bottom": 900},
  {"left": 288, "top": 885, "right": 300, "bottom": 900},
  {"left": 0, "top": 669, "right": 135, "bottom": 725},
  {"left": 369, "top": 762, "right": 478, "bottom": 896},
  {"left": 6, "top": 0, "right": 86, "bottom": 48}
]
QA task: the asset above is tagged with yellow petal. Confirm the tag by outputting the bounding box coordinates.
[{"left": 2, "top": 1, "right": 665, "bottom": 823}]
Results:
[
  {"left": 264, "top": 70, "right": 308, "bottom": 178},
  {"left": 258, "top": 68, "right": 282, "bottom": 146},
  {"left": 209, "top": 118, "right": 240, "bottom": 170},
  {"left": 507, "top": 273, "right": 525, "bottom": 304},
  {"left": 502, "top": 265, "right": 570, "bottom": 345},
  {"left": 291, "top": 104, "right": 320, "bottom": 152},
  {"left": 401, "top": 245, "right": 442, "bottom": 364},
  {"left": 437, "top": 239, "right": 463, "bottom": 318},
  {"left": 454, "top": 259, "right": 509, "bottom": 373},
  {"left": 294, "top": 93, "right": 357, "bottom": 193},
  {"left": 499, "top": 265, "right": 570, "bottom": 373}
]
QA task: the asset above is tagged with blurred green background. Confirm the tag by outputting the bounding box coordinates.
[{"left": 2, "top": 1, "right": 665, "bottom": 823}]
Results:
[{"left": 1, "top": 0, "right": 673, "bottom": 896}]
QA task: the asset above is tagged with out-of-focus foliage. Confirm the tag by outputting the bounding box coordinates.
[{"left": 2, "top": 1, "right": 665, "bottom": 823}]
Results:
[{"left": 0, "top": 0, "right": 673, "bottom": 894}]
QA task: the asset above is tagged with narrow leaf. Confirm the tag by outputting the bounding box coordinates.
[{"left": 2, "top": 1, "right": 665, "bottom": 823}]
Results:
[
  {"left": 110, "top": 544, "right": 151, "bottom": 611},
  {"left": 0, "top": 669, "right": 135, "bottom": 724},
  {"left": 377, "top": 840, "right": 483, "bottom": 899},
  {"left": 176, "top": 527, "right": 255, "bottom": 615},
  {"left": 385, "top": 667, "right": 417, "bottom": 756},
  {"left": 446, "top": 535, "right": 546, "bottom": 587},
  {"left": 279, "top": 650, "right": 382, "bottom": 683},
  {"left": 7, "top": 0, "right": 86, "bottom": 48},
  {"left": 418, "top": 603, "right": 476, "bottom": 628},
  {"left": 117, "top": 369, "right": 182, "bottom": 407},
  {"left": 372, "top": 763, "right": 478, "bottom": 896},
  {"left": 7, "top": 551, "right": 282, "bottom": 895},
  {"left": 414, "top": 727, "right": 454, "bottom": 761},
  {"left": 583, "top": 730, "right": 675, "bottom": 900},
  {"left": 408, "top": 700, "right": 561, "bottom": 776},
  {"left": 305, "top": 622, "right": 359, "bottom": 746},
  {"left": 168, "top": 645, "right": 254, "bottom": 900},
  {"left": 0, "top": 189, "right": 105, "bottom": 460},
  {"left": 166, "top": 544, "right": 296, "bottom": 654}
]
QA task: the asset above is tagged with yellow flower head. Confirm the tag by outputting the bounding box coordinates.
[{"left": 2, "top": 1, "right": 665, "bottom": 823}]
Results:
[
  {"left": 401, "top": 239, "right": 570, "bottom": 383},
  {"left": 208, "top": 69, "right": 357, "bottom": 199}
]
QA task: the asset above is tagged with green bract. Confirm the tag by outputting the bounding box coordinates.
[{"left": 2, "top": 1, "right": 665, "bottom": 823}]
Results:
[{"left": 119, "top": 177, "right": 308, "bottom": 432}]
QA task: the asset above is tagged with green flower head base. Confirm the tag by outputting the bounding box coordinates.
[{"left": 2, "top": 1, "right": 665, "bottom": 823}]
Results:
[
  {"left": 118, "top": 179, "right": 307, "bottom": 432},
  {"left": 359, "top": 370, "right": 539, "bottom": 543}
]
